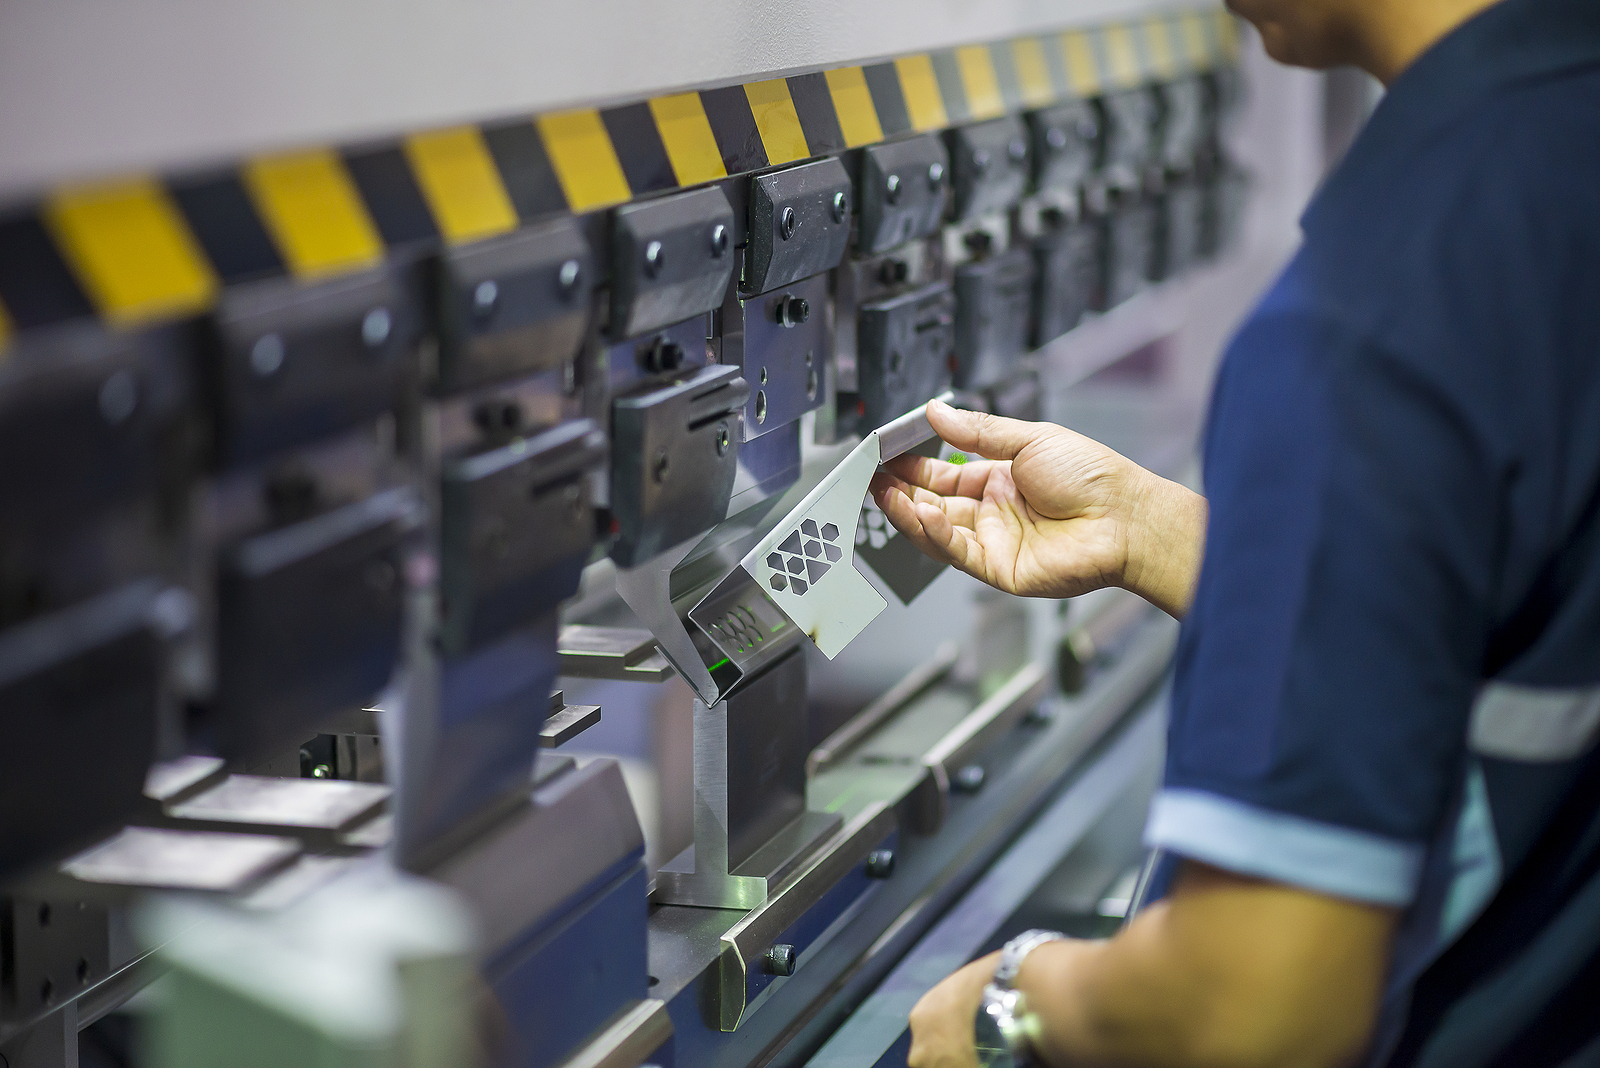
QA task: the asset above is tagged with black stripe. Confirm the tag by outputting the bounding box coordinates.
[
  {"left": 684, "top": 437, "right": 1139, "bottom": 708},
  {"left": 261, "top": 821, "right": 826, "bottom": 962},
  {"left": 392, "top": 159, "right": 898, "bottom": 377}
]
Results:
[
  {"left": 0, "top": 212, "right": 96, "bottom": 329},
  {"left": 931, "top": 52, "right": 970, "bottom": 122},
  {"left": 482, "top": 121, "right": 569, "bottom": 221},
  {"left": 862, "top": 64, "right": 913, "bottom": 137},
  {"left": 786, "top": 73, "right": 846, "bottom": 156},
  {"left": 169, "top": 172, "right": 286, "bottom": 284},
  {"left": 698, "top": 86, "right": 769, "bottom": 175},
  {"left": 343, "top": 146, "right": 439, "bottom": 248},
  {"left": 601, "top": 104, "right": 676, "bottom": 194}
]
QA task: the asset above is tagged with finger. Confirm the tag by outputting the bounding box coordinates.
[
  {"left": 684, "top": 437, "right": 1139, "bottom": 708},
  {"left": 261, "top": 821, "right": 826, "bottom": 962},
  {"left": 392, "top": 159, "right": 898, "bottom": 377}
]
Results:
[
  {"left": 913, "top": 500, "right": 985, "bottom": 578},
  {"left": 927, "top": 399, "right": 1045, "bottom": 463},
  {"left": 879, "top": 489, "right": 962, "bottom": 568},
  {"left": 884, "top": 453, "right": 1004, "bottom": 499}
]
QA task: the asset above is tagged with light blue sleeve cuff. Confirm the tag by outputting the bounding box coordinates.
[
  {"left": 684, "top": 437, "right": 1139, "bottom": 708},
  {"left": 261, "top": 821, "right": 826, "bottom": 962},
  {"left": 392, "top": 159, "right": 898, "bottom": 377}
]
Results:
[{"left": 1144, "top": 788, "right": 1425, "bottom": 907}]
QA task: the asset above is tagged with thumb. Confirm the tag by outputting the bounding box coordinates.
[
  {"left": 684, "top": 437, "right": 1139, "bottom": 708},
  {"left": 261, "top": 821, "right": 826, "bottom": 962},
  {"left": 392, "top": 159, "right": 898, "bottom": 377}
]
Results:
[{"left": 926, "top": 398, "right": 1039, "bottom": 462}]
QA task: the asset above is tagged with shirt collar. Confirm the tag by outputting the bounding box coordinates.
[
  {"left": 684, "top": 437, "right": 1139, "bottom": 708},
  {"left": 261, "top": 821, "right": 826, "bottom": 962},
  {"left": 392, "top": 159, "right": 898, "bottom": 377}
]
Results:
[{"left": 1303, "top": 0, "right": 1600, "bottom": 235}]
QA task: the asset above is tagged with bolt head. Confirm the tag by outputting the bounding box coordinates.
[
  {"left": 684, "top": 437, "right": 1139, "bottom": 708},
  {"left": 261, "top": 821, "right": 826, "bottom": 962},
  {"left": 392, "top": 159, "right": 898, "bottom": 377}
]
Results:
[
  {"left": 765, "top": 944, "right": 797, "bottom": 977},
  {"left": 250, "top": 334, "right": 286, "bottom": 377},
  {"left": 311, "top": 764, "right": 332, "bottom": 779},
  {"left": 362, "top": 307, "right": 392, "bottom": 348},
  {"left": 98, "top": 370, "right": 139, "bottom": 424},
  {"left": 928, "top": 161, "right": 945, "bottom": 188},
  {"left": 473, "top": 279, "right": 499, "bottom": 316},
  {"left": 644, "top": 239, "right": 665, "bottom": 276},
  {"left": 780, "top": 205, "right": 798, "bottom": 240},
  {"left": 715, "top": 422, "right": 731, "bottom": 456},
  {"left": 885, "top": 172, "right": 902, "bottom": 204},
  {"left": 865, "top": 849, "right": 896, "bottom": 879},
  {"left": 557, "top": 259, "right": 582, "bottom": 293},
  {"left": 971, "top": 148, "right": 992, "bottom": 173},
  {"left": 831, "top": 190, "right": 848, "bottom": 222},
  {"left": 1046, "top": 126, "right": 1068, "bottom": 151},
  {"left": 710, "top": 223, "right": 729, "bottom": 258},
  {"left": 1008, "top": 138, "right": 1028, "bottom": 164},
  {"left": 952, "top": 764, "right": 986, "bottom": 793}
]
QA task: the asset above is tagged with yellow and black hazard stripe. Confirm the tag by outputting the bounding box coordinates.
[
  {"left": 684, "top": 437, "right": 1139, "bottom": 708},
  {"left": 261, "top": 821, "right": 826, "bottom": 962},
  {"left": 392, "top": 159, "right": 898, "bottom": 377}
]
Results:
[{"left": 0, "top": 6, "right": 1237, "bottom": 356}]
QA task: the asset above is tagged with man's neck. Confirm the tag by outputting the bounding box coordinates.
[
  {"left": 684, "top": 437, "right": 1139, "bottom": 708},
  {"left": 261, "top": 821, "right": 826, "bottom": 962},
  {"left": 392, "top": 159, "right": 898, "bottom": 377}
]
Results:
[{"left": 1353, "top": 0, "right": 1505, "bottom": 83}]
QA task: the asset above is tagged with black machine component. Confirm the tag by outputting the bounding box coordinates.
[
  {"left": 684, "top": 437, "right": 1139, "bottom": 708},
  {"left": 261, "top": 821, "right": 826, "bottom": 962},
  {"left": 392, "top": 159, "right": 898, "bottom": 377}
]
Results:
[
  {"left": 1029, "top": 99, "right": 1104, "bottom": 193},
  {"left": 439, "top": 419, "right": 606, "bottom": 655},
  {"left": 1101, "top": 86, "right": 1164, "bottom": 184},
  {"left": 435, "top": 216, "right": 596, "bottom": 394},
  {"left": 1159, "top": 179, "right": 1207, "bottom": 281},
  {"left": 609, "top": 364, "right": 749, "bottom": 566},
  {"left": 0, "top": 582, "right": 173, "bottom": 876},
  {"left": 745, "top": 157, "right": 853, "bottom": 296},
  {"left": 1033, "top": 212, "right": 1104, "bottom": 345},
  {"left": 850, "top": 281, "right": 955, "bottom": 433},
  {"left": 204, "top": 269, "right": 410, "bottom": 467},
  {"left": 1158, "top": 75, "right": 1214, "bottom": 172},
  {"left": 214, "top": 487, "right": 420, "bottom": 762},
  {"left": 953, "top": 248, "right": 1035, "bottom": 389},
  {"left": 946, "top": 117, "right": 1030, "bottom": 222},
  {"left": 609, "top": 187, "right": 736, "bottom": 340},
  {"left": 1103, "top": 193, "right": 1160, "bottom": 307},
  {"left": 0, "top": 895, "right": 110, "bottom": 1019},
  {"left": 857, "top": 135, "right": 949, "bottom": 255},
  {"left": 722, "top": 272, "right": 829, "bottom": 441}
]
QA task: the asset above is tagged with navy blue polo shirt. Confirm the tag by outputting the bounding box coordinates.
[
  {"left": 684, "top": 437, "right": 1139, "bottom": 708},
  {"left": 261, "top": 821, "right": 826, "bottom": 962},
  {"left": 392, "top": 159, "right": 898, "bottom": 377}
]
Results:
[{"left": 1142, "top": 1, "right": 1600, "bottom": 1064}]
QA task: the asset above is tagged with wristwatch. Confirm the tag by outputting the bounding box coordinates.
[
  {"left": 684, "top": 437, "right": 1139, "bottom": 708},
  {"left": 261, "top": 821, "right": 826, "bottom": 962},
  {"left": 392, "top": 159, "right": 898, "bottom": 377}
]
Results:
[{"left": 974, "top": 930, "right": 1064, "bottom": 1067}]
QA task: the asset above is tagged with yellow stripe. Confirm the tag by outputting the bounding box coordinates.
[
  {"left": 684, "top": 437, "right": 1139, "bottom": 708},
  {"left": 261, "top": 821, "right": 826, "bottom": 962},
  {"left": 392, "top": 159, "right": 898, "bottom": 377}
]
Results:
[
  {"left": 535, "top": 109, "right": 632, "bottom": 213},
  {"left": 743, "top": 79, "right": 810, "bottom": 166},
  {"left": 1179, "top": 11, "right": 1212, "bottom": 68},
  {"left": 44, "top": 178, "right": 217, "bottom": 325},
  {"left": 1102, "top": 23, "right": 1144, "bottom": 88},
  {"left": 0, "top": 299, "right": 13, "bottom": 359},
  {"left": 1011, "top": 38, "right": 1055, "bottom": 107},
  {"left": 403, "top": 127, "right": 518, "bottom": 245},
  {"left": 243, "top": 150, "right": 383, "bottom": 280},
  {"left": 1212, "top": 8, "right": 1240, "bottom": 60},
  {"left": 824, "top": 67, "right": 884, "bottom": 148},
  {"left": 954, "top": 46, "right": 1004, "bottom": 120},
  {"left": 647, "top": 93, "right": 729, "bottom": 185},
  {"left": 1141, "top": 15, "right": 1179, "bottom": 79},
  {"left": 1059, "top": 30, "right": 1102, "bottom": 97},
  {"left": 894, "top": 55, "right": 948, "bottom": 132}
]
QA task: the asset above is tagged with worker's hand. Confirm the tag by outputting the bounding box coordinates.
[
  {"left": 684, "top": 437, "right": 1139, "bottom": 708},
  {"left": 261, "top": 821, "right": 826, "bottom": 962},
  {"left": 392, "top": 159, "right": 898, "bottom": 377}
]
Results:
[
  {"left": 869, "top": 400, "right": 1208, "bottom": 617},
  {"left": 906, "top": 951, "right": 1000, "bottom": 1068}
]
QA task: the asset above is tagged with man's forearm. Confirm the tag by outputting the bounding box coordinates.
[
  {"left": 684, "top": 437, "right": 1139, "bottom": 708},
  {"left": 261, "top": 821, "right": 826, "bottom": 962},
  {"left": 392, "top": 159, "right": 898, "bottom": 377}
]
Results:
[{"left": 1119, "top": 473, "right": 1208, "bottom": 619}]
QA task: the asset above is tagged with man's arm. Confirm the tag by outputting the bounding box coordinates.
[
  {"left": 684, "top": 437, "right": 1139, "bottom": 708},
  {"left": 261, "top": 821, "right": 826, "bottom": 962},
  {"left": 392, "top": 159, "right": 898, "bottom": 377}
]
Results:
[{"left": 908, "top": 861, "right": 1398, "bottom": 1068}]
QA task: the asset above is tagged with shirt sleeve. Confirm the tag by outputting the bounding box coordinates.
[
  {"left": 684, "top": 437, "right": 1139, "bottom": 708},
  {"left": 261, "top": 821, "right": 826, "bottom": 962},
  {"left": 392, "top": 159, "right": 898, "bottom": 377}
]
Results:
[{"left": 1147, "top": 275, "right": 1498, "bottom": 907}]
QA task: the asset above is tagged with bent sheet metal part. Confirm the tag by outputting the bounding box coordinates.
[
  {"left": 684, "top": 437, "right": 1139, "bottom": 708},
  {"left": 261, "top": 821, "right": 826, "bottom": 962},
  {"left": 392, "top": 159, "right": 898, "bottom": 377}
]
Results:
[{"left": 734, "top": 395, "right": 948, "bottom": 659}]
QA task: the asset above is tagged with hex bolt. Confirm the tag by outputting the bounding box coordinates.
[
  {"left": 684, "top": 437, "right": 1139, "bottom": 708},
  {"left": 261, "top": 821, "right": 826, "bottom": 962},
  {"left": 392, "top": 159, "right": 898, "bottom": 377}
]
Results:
[
  {"left": 473, "top": 279, "right": 500, "bottom": 317},
  {"left": 1046, "top": 126, "right": 1068, "bottom": 151},
  {"left": 780, "top": 205, "right": 798, "bottom": 240},
  {"left": 362, "top": 307, "right": 392, "bottom": 347},
  {"left": 885, "top": 172, "right": 902, "bottom": 204},
  {"left": 832, "top": 190, "right": 848, "bottom": 222},
  {"left": 644, "top": 239, "right": 665, "bottom": 277},
  {"left": 952, "top": 764, "right": 986, "bottom": 794},
  {"left": 710, "top": 223, "right": 729, "bottom": 258},
  {"left": 98, "top": 370, "right": 139, "bottom": 424},
  {"left": 765, "top": 944, "right": 797, "bottom": 977},
  {"left": 865, "top": 849, "right": 897, "bottom": 879},
  {"left": 777, "top": 294, "right": 810, "bottom": 327},
  {"left": 928, "top": 161, "right": 945, "bottom": 188},
  {"left": 715, "top": 422, "right": 731, "bottom": 456},
  {"left": 557, "top": 259, "right": 582, "bottom": 294},
  {"left": 250, "top": 334, "right": 286, "bottom": 377},
  {"left": 1008, "top": 138, "right": 1028, "bottom": 164}
]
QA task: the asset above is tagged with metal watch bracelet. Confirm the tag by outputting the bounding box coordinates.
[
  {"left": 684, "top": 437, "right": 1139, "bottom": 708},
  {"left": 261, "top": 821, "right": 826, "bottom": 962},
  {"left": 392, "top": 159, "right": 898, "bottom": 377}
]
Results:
[{"left": 980, "top": 929, "right": 1065, "bottom": 1065}]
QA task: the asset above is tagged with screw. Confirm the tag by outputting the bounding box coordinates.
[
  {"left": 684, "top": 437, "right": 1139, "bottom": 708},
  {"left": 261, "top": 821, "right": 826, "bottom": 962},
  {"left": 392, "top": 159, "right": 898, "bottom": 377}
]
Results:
[
  {"left": 362, "top": 307, "right": 392, "bottom": 347},
  {"left": 98, "top": 370, "right": 138, "bottom": 424},
  {"left": 865, "top": 849, "right": 896, "bottom": 879},
  {"left": 780, "top": 205, "right": 798, "bottom": 240},
  {"left": 765, "top": 944, "right": 797, "bottom": 976},
  {"left": 250, "top": 334, "right": 285, "bottom": 377},
  {"left": 928, "top": 161, "right": 945, "bottom": 188},
  {"left": 885, "top": 173, "right": 902, "bottom": 204},
  {"left": 1046, "top": 126, "right": 1068, "bottom": 151},
  {"left": 473, "top": 279, "right": 499, "bottom": 317},
  {"left": 777, "top": 294, "right": 809, "bottom": 327},
  {"left": 710, "top": 223, "right": 729, "bottom": 258},
  {"left": 644, "top": 239, "right": 665, "bottom": 277},
  {"left": 972, "top": 148, "right": 991, "bottom": 173},
  {"left": 1008, "top": 139, "right": 1028, "bottom": 164},
  {"left": 952, "top": 764, "right": 986, "bottom": 793},
  {"left": 558, "top": 259, "right": 582, "bottom": 293},
  {"left": 832, "top": 190, "right": 848, "bottom": 222},
  {"left": 715, "top": 422, "right": 730, "bottom": 456},
  {"left": 311, "top": 764, "right": 332, "bottom": 779}
]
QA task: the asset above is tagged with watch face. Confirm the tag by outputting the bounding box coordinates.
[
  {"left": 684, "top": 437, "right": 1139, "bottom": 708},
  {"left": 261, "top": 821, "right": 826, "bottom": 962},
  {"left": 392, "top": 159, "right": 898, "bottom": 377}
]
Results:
[{"left": 975, "top": 1004, "right": 1019, "bottom": 1068}]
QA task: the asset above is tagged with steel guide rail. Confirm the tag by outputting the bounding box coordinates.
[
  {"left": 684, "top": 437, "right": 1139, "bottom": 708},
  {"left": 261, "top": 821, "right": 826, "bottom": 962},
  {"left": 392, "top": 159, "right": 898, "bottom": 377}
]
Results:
[{"left": 0, "top": 7, "right": 1237, "bottom": 355}]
